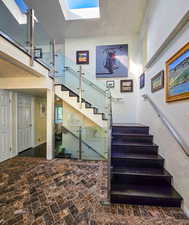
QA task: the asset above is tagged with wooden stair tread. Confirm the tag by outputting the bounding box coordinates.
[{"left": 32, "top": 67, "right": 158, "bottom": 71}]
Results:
[
  {"left": 111, "top": 184, "right": 182, "bottom": 200},
  {"left": 111, "top": 153, "right": 163, "bottom": 160},
  {"left": 112, "top": 167, "right": 171, "bottom": 177},
  {"left": 112, "top": 141, "right": 157, "bottom": 146}
]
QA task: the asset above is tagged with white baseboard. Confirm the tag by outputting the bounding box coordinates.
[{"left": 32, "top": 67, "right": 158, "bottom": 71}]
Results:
[{"left": 183, "top": 205, "right": 189, "bottom": 218}]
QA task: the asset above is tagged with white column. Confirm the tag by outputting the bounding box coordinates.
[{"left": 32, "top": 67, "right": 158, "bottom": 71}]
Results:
[{"left": 46, "top": 88, "right": 55, "bottom": 160}]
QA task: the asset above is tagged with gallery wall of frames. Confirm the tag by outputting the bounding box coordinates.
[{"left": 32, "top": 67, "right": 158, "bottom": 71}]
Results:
[
  {"left": 76, "top": 44, "right": 134, "bottom": 93},
  {"left": 139, "top": 42, "right": 189, "bottom": 103}
]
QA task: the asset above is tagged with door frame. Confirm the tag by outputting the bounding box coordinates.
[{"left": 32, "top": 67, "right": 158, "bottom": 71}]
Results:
[
  {"left": 0, "top": 90, "right": 13, "bottom": 161},
  {"left": 16, "top": 93, "right": 35, "bottom": 154}
]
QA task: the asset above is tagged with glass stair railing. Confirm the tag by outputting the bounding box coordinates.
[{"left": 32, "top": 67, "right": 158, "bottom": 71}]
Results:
[
  {"left": 55, "top": 53, "right": 109, "bottom": 119},
  {"left": 55, "top": 125, "right": 107, "bottom": 161}
]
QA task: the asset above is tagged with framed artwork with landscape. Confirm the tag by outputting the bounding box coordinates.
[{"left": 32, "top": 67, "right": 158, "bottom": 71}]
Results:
[
  {"left": 151, "top": 70, "right": 164, "bottom": 93},
  {"left": 96, "top": 44, "right": 128, "bottom": 78},
  {"left": 166, "top": 42, "right": 189, "bottom": 102}
]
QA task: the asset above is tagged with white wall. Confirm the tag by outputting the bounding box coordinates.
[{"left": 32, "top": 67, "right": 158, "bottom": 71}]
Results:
[
  {"left": 147, "top": 0, "right": 189, "bottom": 61},
  {"left": 65, "top": 36, "right": 140, "bottom": 124},
  {"left": 137, "top": 0, "right": 189, "bottom": 214}
]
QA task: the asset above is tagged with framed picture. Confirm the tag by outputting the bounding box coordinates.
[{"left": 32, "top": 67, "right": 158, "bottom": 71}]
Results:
[
  {"left": 76, "top": 50, "right": 89, "bottom": 64},
  {"left": 106, "top": 80, "right": 115, "bottom": 89},
  {"left": 120, "top": 80, "right": 133, "bottom": 92},
  {"left": 151, "top": 70, "right": 164, "bottom": 93},
  {"left": 140, "top": 73, "right": 145, "bottom": 89},
  {"left": 96, "top": 44, "right": 128, "bottom": 78},
  {"left": 166, "top": 42, "right": 189, "bottom": 102},
  {"left": 34, "top": 48, "right": 43, "bottom": 59}
]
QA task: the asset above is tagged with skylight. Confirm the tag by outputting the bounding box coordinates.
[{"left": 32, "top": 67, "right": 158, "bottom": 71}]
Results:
[
  {"left": 59, "top": 0, "right": 100, "bottom": 21},
  {"left": 2, "top": 0, "right": 28, "bottom": 24},
  {"left": 67, "top": 0, "right": 99, "bottom": 9}
]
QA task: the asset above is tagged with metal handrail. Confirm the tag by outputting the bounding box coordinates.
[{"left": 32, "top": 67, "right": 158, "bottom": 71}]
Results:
[
  {"left": 142, "top": 94, "right": 189, "bottom": 156},
  {"left": 62, "top": 126, "right": 107, "bottom": 160}
]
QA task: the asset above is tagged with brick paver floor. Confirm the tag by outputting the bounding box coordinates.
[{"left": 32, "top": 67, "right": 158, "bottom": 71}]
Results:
[{"left": 0, "top": 157, "right": 189, "bottom": 225}]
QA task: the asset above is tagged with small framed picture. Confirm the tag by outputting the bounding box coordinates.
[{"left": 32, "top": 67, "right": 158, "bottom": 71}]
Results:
[
  {"left": 151, "top": 70, "right": 164, "bottom": 93},
  {"left": 34, "top": 48, "right": 43, "bottom": 59},
  {"left": 120, "top": 80, "right": 133, "bottom": 92},
  {"left": 76, "top": 50, "right": 89, "bottom": 64},
  {"left": 106, "top": 80, "right": 115, "bottom": 89},
  {"left": 140, "top": 73, "right": 145, "bottom": 89}
]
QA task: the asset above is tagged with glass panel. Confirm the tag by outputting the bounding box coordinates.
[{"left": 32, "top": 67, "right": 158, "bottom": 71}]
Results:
[
  {"left": 82, "top": 75, "right": 108, "bottom": 117},
  {"left": 0, "top": 2, "right": 27, "bottom": 50},
  {"left": 81, "top": 126, "right": 107, "bottom": 160},
  {"left": 34, "top": 21, "right": 53, "bottom": 68},
  {"left": 55, "top": 126, "right": 79, "bottom": 159},
  {"left": 55, "top": 53, "right": 108, "bottom": 117}
]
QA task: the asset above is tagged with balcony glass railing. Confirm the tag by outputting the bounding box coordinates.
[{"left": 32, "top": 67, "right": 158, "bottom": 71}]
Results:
[
  {"left": 0, "top": 1, "right": 54, "bottom": 70},
  {"left": 0, "top": 2, "right": 28, "bottom": 50},
  {"left": 34, "top": 21, "right": 53, "bottom": 68}
]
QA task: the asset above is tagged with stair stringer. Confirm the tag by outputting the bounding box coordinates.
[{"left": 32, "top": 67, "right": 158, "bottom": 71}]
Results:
[{"left": 55, "top": 85, "right": 108, "bottom": 128}]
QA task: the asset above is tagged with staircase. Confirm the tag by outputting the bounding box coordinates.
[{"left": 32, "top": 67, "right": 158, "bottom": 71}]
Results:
[
  {"left": 55, "top": 84, "right": 108, "bottom": 128},
  {"left": 111, "top": 124, "right": 183, "bottom": 207}
]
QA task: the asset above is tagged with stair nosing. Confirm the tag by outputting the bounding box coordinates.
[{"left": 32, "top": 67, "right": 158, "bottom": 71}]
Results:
[
  {"left": 111, "top": 185, "right": 182, "bottom": 200},
  {"left": 112, "top": 168, "right": 172, "bottom": 177}
]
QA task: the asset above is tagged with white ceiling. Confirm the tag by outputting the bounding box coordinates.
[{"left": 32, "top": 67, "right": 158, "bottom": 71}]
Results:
[{"left": 25, "top": 0, "right": 148, "bottom": 42}]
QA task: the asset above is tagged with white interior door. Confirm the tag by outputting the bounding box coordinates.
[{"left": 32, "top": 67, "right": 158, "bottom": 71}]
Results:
[
  {"left": 17, "top": 94, "right": 32, "bottom": 152},
  {"left": 0, "top": 90, "right": 11, "bottom": 162}
]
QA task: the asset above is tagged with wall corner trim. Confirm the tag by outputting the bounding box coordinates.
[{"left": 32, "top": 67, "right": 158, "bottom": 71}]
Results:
[{"left": 145, "top": 10, "right": 189, "bottom": 70}]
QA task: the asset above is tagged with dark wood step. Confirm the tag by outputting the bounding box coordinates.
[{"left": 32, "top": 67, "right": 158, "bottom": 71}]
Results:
[
  {"left": 112, "top": 124, "right": 149, "bottom": 135},
  {"left": 112, "top": 133, "right": 153, "bottom": 144},
  {"left": 112, "top": 141, "right": 158, "bottom": 155},
  {"left": 111, "top": 168, "right": 172, "bottom": 186},
  {"left": 111, "top": 184, "right": 182, "bottom": 207},
  {"left": 111, "top": 153, "right": 164, "bottom": 169}
]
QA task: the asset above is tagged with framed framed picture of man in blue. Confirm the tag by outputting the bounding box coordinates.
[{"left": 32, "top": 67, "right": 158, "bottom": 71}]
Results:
[{"left": 96, "top": 44, "right": 128, "bottom": 78}]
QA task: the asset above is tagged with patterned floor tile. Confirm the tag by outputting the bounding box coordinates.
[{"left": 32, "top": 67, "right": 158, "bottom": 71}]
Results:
[{"left": 0, "top": 157, "right": 188, "bottom": 225}]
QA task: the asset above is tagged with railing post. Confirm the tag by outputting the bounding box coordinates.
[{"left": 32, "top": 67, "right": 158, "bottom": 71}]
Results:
[
  {"left": 27, "top": 9, "right": 35, "bottom": 66},
  {"left": 50, "top": 40, "right": 57, "bottom": 77},
  {"left": 79, "top": 65, "right": 83, "bottom": 109},
  {"left": 79, "top": 126, "right": 82, "bottom": 160},
  {"left": 107, "top": 91, "right": 112, "bottom": 203}
]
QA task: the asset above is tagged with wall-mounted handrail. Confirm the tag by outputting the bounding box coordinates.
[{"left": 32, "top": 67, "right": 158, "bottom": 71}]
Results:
[
  {"left": 142, "top": 94, "right": 189, "bottom": 156},
  {"left": 62, "top": 125, "right": 107, "bottom": 160}
]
